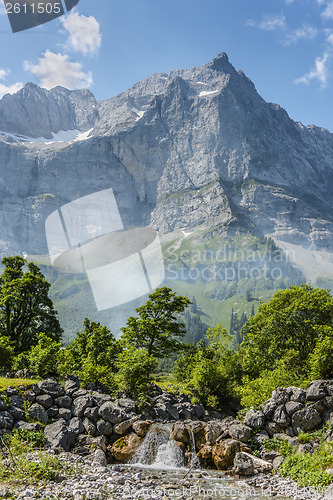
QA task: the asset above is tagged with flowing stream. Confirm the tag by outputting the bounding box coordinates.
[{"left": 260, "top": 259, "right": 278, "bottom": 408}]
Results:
[{"left": 127, "top": 424, "right": 290, "bottom": 499}]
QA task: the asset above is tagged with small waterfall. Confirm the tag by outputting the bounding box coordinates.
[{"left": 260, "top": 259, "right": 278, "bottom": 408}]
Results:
[
  {"left": 188, "top": 427, "right": 201, "bottom": 469},
  {"left": 131, "top": 424, "right": 185, "bottom": 469}
]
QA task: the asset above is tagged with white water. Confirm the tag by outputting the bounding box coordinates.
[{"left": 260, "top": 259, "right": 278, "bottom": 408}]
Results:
[
  {"left": 131, "top": 424, "right": 185, "bottom": 470},
  {"left": 188, "top": 428, "right": 201, "bottom": 469}
]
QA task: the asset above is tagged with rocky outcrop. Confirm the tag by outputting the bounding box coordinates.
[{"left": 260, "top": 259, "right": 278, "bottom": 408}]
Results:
[
  {"left": 1, "top": 377, "right": 333, "bottom": 475},
  {"left": 1, "top": 54, "right": 333, "bottom": 276},
  {"left": 243, "top": 380, "right": 333, "bottom": 439}
]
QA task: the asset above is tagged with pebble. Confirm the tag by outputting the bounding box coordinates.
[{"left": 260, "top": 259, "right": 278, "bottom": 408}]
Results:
[{"left": 1, "top": 451, "right": 331, "bottom": 499}]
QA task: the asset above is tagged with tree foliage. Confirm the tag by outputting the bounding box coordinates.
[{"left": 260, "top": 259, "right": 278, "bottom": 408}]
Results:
[
  {"left": 240, "top": 284, "right": 333, "bottom": 378},
  {"left": 115, "top": 345, "right": 157, "bottom": 398},
  {"left": 58, "top": 318, "right": 120, "bottom": 383},
  {"left": 121, "top": 287, "right": 191, "bottom": 357},
  {"left": 0, "top": 335, "right": 14, "bottom": 369},
  {"left": 0, "top": 256, "right": 62, "bottom": 352},
  {"left": 28, "top": 333, "right": 61, "bottom": 378}
]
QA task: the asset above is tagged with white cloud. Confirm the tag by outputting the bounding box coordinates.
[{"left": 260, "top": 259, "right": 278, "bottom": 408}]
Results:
[
  {"left": 0, "top": 69, "right": 9, "bottom": 80},
  {"left": 247, "top": 14, "right": 287, "bottom": 31},
  {"left": 0, "top": 82, "right": 23, "bottom": 98},
  {"left": 61, "top": 12, "right": 102, "bottom": 56},
  {"left": 0, "top": 69, "right": 23, "bottom": 99},
  {"left": 285, "top": 0, "right": 295, "bottom": 4},
  {"left": 284, "top": 24, "right": 318, "bottom": 45},
  {"left": 24, "top": 50, "right": 92, "bottom": 90},
  {"left": 326, "top": 31, "right": 333, "bottom": 45},
  {"left": 317, "top": 0, "right": 333, "bottom": 20},
  {"left": 294, "top": 52, "right": 330, "bottom": 87}
]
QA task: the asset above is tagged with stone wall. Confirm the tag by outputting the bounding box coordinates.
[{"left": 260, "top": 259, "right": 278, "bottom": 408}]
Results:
[{"left": 1, "top": 377, "right": 332, "bottom": 471}]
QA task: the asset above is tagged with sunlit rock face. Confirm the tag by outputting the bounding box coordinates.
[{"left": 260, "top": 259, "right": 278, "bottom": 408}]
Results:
[{"left": 1, "top": 52, "right": 333, "bottom": 269}]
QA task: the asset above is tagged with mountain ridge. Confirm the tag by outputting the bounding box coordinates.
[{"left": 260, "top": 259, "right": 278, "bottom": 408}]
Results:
[{"left": 0, "top": 52, "right": 333, "bottom": 274}]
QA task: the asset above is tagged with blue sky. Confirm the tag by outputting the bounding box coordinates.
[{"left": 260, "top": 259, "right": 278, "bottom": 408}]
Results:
[{"left": 0, "top": 0, "right": 333, "bottom": 131}]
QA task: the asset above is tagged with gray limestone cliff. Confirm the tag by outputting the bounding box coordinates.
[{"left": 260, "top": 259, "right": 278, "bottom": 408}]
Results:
[{"left": 0, "top": 52, "right": 333, "bottom": 264}]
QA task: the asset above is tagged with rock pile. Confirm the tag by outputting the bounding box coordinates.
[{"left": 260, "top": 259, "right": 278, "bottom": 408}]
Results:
[{"left": 1, "top": 377, "right": 332, "bottom": 474}]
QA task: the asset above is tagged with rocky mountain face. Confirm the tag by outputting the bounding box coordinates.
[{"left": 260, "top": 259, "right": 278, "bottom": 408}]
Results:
[
  {"left": 0, "top": 83, "right": 97, "bottom": 139},
  {"left": 1, "top": 52, "right": 333, "bottom": 310}
]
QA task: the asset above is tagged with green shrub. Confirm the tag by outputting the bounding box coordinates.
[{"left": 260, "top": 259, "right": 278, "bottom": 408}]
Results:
[
  {"left": 28, "top": 333, "right": 61, "bottom": 378},
  {"left": 58, "top": 319, "right": 121, "bottom": 377},
  {"left": 190, "top": 356, "right": 227, "bottom": 408},
  {"left": 0, "top": 336, "right": 14, "bottom": 369},
  {"left": 237, "top": 367, "right": 308, "bottom": 409},
  {"left": 0, "top": 430, "right": 75, "bottom": 484},
  {"left": 12, "top": 351, "right": 30, "bottom": 371},
  {"left": 298, "top": 433, "right": 311, "bottom": 444},
  {"left": 79, "top": 362, "right": 115, "bottom": 392},
  {"left": 279, "top": 451, "right": 333, "bottom": 489},
  {"left": 309, "top": 336, "right": 333, "bottom": 379},
  {"left": 263, "top": 438, "right": 295, "bottom": 457},
  {"left": 116, "top": 345, "right": 157, "bottom": 398}
]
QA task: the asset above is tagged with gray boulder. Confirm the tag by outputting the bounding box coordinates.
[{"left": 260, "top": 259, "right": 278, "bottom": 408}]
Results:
[
  {"left": 172, "top": 422, "right": 189, "bottom": 443},
  {"left": 292, "top": 406, "right": 321, "bottom": 433},
  {"left": 253, "top": 430, "right": 269, "bottom": 445},
  {"left": 28, "top": 403, "right": 48, "bottom": 424},
  {"left": 15, "top": 421, "right": 41, "bottom": 432},
  {"left": 192, "top": 403, "right": 206, "bottom": 419},
  {"left": 273, "top": 455, "right": 285, "bottom": 469},
  {"left": 244, "top": 409, "right": 265, "bottom": 429},
  {"left": 68, "top": 417, "right": 85, "bottom": 435},
  {"left": 83, "top": 417, "right": 97, "bottom": 436},
  {"left": 44, "top": 419, "right": 76, "bottom": 451},
  {"left": 10, "top": 395, "right": 24, "bottom": 409},
  {"left": 72, "top": 395, "right": 94, "bottom": 417},
  {"left": 36, "top": 394, "right": 53, "bottom": 409},
  {"left": 205, "top": 421, "right": 225, "bottom": 444},
  {"left": 233, "top": 452, "right": 254, "bottom": 476},
  {"left": 24, "top": 391, "right": 36, "bottom": 403},
  {"left": 116, "top": 398, "right": 137, "bottom": 413},
  {"left": 55, "top": 395, "right": 72, "bottom": 408},
  {"left": 31, "top": 383, "right": 42, "bottom": 396},
  {"left": 47, "top": 406, "right": 59, "bottom": 418},
  {"left": 164, "top": 402, "right": 180, "bottom": 420},
  {"left": 272, "top": 405, "right": 290, "bottom": 428},
  {"left": 0, "top": 398, "right": 8, "bottom": 411},
  {"left": 99, "top": 401, "right": 127, "bottom": 424},
  {"left": 38, "top": 379, "right": 65, "bottom": 398},
  {"left": 64, "top": 378, "right": 80, "bottom": 395},
  {"left": 289, "top": 387, "right": 306, "bottom": 403},
  {"left": 78, "top": 435, "right": 107, "bottom": 452},
  {"left": 93, "top": 448, "right": 107, "bottom": 466},
  {"left": 265, "top": 422, "right": 281, "bottom": 437},
  {"left": 9, "top": 406, "right": 25, "bottom": 421},
  {"left": 96, "top": 419, "right": 113, "bottom": 436},
  {"left": 271, "top": 388, "right": 289, "bottom": 405},
  {"left": 306, "top": 381, "right": 328, "bottom": 401},
  {"left": 5, "top": 388, "right": 17, "bottom": 396},
  {"left": 0, "top": 411, "right": 14, "bottom": 430},
  {"left": 175, "top": 402, "right": 193, "bottom": 420},
  {"left": 84, "top": 407, "right": 99, "bottom": 420},
  {"left": 263, "top": 401, "right": 279, "bottom": 420},
  {"left": 324, "top": 396, "right": 333, "bottom": 409},
  {"left": 285, "top": 401, "right": 304, "bottom": 416},
  {"left": 229, "top": 424, "right": 252, "bottom": 443},
  {"left": 58, "top": 408, "right": 72, "bottom": 420}
]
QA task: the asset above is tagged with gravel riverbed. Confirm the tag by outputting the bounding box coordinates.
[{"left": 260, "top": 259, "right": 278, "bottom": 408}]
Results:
[{"left": 1, "top": 451, "right": 331, "bottom": 500}]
